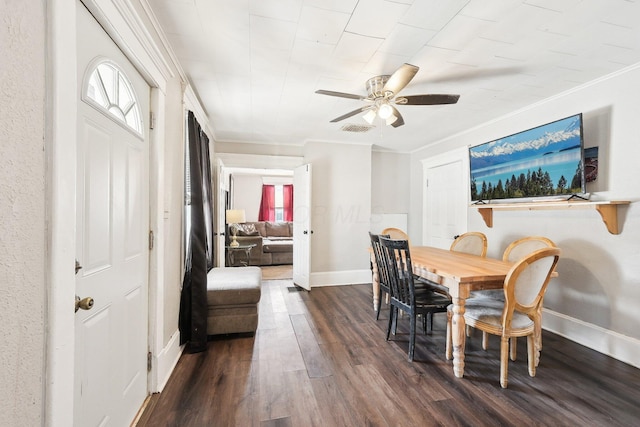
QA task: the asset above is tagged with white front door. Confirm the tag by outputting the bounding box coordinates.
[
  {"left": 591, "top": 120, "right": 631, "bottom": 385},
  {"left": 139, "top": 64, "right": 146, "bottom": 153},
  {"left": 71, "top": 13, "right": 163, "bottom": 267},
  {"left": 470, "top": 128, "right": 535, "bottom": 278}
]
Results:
[
  {"left": 423, "top": 149, "right": 469, "bottom": 249},
  {"left": 74, "top": 4, "right": 150, "bottom": 426},
  {"left": 293, "top": 164, "right": 312, "bottom": 290}
]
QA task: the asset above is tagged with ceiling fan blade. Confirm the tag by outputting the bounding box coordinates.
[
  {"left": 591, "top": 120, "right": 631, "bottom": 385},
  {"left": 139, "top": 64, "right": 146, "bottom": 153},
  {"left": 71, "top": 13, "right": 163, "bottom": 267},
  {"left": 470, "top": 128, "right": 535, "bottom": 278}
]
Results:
[
  {"left": 389, "top": 106, "right": 405, "bottom": 128},
  {"left": 329, "top": 106, "right": 372, "bottom": 123},
  {"left": 382, "top": 63, "right": 419, "bottom": 96},
  {"left": 396, "top": 94, "right": 460, "bottom": 105},
  {"left": 315, "top": 89, "right": 366, "bottom": 100}
]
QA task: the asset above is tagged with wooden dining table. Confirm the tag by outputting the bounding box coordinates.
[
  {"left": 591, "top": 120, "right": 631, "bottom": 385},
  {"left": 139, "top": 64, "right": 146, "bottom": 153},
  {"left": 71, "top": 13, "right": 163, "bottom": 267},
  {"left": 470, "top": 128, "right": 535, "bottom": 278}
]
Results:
[{"left": 369, "top": 245, "right": 514, "bottom": 379}]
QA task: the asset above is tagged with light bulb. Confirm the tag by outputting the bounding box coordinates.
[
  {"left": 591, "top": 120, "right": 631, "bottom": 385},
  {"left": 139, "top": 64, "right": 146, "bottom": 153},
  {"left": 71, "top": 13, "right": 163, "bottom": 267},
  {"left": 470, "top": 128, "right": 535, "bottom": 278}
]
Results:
[
  {"left": 363, "top": 109, "right": 376, "bottom": 124},
  {"left": 378, "top": 103, "right": 393, "bottom": 119}
]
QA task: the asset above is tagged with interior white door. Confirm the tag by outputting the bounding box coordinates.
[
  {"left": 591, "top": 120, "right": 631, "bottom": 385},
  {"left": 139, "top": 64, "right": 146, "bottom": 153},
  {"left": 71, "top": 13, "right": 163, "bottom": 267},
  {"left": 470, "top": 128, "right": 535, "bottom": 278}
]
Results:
[
  {"left": 215, "top": 158, "right": 227, "bottom": 267},
  {"left": 293, "top": 164, "right": 312, "bottom": 290},
  {"left": 75, "top": 4, "right": 150, "bottom": 426},
  {"left": 423, "top": 151, "right": 468, "bottom": 249}
]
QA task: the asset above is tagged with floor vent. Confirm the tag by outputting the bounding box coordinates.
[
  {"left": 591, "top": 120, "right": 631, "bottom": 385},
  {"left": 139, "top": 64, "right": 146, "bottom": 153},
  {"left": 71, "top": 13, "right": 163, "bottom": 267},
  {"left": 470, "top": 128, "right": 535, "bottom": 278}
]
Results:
[
  {"left": 340, "top": 123, "right": 375, "bottom": 133},
  {"left": 287, "top": 286, "right": 305, "bottom": 292}
]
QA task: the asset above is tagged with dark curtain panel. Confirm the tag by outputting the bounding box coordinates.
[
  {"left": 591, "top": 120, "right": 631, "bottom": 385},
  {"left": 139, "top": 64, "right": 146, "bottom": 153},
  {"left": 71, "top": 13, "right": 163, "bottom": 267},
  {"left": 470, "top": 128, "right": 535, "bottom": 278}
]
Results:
[
  {"left": 179, "top": 111, "right": 213, "bottom": 353},
  {"left": 283, "top": 184, "right": 294, "bottom": 221},
  {"left": 258, "top": 184, "right": 275, "bottom": 221},
  {"left": 200, "top": 134, "right": 214, "bottom": 269}
]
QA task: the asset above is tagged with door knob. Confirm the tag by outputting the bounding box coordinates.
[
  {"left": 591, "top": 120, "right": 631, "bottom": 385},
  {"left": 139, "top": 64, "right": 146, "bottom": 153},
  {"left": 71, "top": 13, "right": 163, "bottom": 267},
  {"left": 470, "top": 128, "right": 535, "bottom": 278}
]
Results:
[{"left": 75, "top": 295, "right": 94, "bottom": 312}]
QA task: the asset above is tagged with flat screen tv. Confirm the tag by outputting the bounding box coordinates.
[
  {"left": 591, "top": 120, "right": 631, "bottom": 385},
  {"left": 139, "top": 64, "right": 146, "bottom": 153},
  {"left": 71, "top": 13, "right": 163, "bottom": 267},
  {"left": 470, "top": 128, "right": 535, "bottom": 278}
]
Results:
[{"left": 469, "top": 113, "right": 586, "bottom": 203}]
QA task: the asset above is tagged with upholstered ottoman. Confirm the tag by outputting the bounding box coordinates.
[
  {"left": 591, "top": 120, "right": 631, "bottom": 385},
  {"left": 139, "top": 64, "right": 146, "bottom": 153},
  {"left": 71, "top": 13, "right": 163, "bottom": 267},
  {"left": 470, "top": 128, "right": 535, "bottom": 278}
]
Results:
[{"left": 206, "top": 267, "right": 262, "bottom": 335}]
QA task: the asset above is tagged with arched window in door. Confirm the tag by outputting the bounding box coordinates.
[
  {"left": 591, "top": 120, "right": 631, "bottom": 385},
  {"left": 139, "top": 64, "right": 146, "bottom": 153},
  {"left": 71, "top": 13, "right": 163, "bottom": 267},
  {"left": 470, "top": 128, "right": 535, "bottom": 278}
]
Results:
[{"left": 83, "top": 59, "right": 143, "bottom": 135}]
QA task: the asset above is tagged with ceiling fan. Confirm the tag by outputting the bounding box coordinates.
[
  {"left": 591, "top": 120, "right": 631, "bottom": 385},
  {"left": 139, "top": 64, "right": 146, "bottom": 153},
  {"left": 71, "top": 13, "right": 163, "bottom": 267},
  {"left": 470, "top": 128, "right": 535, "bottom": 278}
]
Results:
[{"left": 315, "top": 63, "right": 459, "bottom": 128}]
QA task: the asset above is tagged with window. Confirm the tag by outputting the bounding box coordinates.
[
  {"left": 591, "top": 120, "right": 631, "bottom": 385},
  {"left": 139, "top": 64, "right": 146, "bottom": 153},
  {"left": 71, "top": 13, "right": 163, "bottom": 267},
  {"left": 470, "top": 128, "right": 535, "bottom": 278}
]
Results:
[
  {"left": 274, "top": 185, "right": 284, "bottom": 222},
  {"left": 84, "top": 60, "right": 143, "bottom": 135},
  {"left": 259, "top": 184, "right": 293, "bottom": 222}
]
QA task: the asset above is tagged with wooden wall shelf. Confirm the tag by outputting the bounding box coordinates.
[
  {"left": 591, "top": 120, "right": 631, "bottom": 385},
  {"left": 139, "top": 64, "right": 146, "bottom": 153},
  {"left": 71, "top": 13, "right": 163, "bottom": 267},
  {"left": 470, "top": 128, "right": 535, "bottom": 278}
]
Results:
[{"left": 473, "top": 200, "right": 630, "bottom": 235}]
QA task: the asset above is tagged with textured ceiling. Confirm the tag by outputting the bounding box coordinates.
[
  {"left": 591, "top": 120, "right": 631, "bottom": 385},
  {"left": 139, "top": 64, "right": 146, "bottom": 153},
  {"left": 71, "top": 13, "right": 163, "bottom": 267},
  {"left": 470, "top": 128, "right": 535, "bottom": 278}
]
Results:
[{"left": 148, "top": 0, "right": 640, "bottom": 152}]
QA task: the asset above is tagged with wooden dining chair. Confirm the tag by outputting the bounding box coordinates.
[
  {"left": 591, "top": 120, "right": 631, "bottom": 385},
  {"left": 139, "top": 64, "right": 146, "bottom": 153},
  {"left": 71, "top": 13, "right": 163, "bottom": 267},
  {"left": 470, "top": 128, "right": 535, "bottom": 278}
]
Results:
[
  {"left": 379, "top": 236, "right": 451, "bottom": 362},
  {"left": 446, "top": 247, "right": 560, "bottom": 388},
  {"left": 450, "top": 231, "right": 488, "bottom": 257},
  {"left": 470, "top": 236, "right": 557, "bottom": 357},
  {"left": 450, "top": 232, "right": 489, "bottom": 339},
  {"left": 369, "top": 232, "right": 391, "bottom": 320},
  {"left": 381, "top": 227, "right": 411, "bottom": 244}
]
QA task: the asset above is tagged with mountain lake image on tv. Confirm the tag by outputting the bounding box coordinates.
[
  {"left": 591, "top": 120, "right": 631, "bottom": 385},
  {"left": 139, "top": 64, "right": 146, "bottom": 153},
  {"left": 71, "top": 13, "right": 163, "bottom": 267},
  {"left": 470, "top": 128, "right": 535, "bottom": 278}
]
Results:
[{"left": 469, "top": 113, "right": 585, "bottom": 202}]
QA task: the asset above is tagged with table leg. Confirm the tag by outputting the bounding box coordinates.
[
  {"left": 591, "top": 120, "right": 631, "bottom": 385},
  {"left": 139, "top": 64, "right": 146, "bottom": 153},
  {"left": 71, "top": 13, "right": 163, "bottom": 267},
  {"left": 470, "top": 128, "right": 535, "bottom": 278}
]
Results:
[
  {"left": 370, "top": 252, "right": 379, "bottom": 312},
  {"left": 451, "top": 296, "right": 467, "bottom": 378},
  {"left": 239, "top": 248, "right": 250, "bottom": 266}
]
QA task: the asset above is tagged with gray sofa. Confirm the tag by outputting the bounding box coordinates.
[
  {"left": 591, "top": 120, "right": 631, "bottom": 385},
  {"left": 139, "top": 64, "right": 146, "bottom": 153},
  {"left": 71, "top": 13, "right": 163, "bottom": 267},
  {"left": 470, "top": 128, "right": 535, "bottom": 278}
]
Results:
[{"left": 231, "top": 221, "right": 293, "bottom": 266}]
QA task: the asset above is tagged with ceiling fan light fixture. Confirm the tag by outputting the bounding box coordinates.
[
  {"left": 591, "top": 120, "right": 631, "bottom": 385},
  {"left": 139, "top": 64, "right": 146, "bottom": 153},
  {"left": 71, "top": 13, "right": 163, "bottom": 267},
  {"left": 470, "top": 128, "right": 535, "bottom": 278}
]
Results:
[
  {"left": 316, "top": 63, "right": 459, "bottom": 129},
  {"left": 378, "top": 102, "right": 393, "bottom": 119},
  {"left": 363, "top": 109, "right": 377, "bottom": 124}
]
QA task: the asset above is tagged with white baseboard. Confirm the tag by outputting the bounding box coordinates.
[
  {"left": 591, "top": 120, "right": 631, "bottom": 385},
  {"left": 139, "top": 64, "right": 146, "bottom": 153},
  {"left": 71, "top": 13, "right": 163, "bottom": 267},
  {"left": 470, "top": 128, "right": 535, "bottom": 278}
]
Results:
[
  {"left": 152, "top": 330, "right": 183, "bottom": 393},
  {"left": 543, "top": 308, "right": 640, "bottom": 369},
  {"left": 310, "top": 269, "right": 372, "bottom": 287}
]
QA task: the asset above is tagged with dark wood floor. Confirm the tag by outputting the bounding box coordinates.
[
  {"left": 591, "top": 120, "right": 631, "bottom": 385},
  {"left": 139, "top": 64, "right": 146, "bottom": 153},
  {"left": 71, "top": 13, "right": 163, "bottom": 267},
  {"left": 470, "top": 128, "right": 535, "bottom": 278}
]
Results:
[{"left": 136, "top": 279, "right": 640, "bottom": 427}]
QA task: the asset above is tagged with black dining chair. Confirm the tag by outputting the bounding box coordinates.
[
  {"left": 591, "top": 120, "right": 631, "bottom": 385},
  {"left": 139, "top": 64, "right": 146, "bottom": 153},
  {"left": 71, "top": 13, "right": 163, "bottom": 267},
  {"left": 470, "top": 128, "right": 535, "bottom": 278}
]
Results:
[
  {"left": 369, "top": 232, "right": 391, "bottom": 320},
  {"left": 379, "top": 236, "right": 451, "bottom": 362}
]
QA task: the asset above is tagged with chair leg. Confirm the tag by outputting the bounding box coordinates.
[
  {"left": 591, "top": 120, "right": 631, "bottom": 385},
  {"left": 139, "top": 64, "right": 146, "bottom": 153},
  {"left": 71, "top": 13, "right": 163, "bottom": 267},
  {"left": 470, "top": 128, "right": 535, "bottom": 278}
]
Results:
[
  {"left": 386, "top": 306, "right": 395, "bottom": 341},
  {"left": 376, "top": 290, "right": 383, "bottom": 320},
  {"left": 500, "top": 336, "right": 509, "bottom": 388},
  {"left": 527, "top": 335, "right": 537, "bottom": 377},
  {"left": 510, "top": 337, "right": 517, "bottom": 361},
  {"left": 534, "top": 316, "right": 543, "bottom": 367},
  {"left": 445, "top": 309, "right": 453, "bottom": 360},
  {"left": 482, "top": 331, "right": 489, "bottom": 350},
  {"left": 409, "top": 312, "right": 416, "bottom": 362}
]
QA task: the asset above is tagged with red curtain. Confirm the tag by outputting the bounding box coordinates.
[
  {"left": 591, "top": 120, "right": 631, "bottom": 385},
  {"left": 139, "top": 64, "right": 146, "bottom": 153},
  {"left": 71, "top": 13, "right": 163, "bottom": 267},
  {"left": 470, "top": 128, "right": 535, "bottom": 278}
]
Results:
[
  {"left": 258, "top": 185, "right": 275, "bottom": 221},
  {"left": 283, "top": 184, "right": 293, "bottom": 221}
]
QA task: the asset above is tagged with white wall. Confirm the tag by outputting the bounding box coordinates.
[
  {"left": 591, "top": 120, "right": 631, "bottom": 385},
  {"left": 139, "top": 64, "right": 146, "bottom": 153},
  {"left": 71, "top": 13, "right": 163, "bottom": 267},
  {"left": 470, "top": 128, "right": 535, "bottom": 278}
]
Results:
[
  {"left": 232, "top": 174, "right": 265, "bottom": 221},
  {"left": 161, "top": 78, "right": 185, "bottom": 350},
  {"left": 371, "top": 150, "right": 410, "bottom": 233},
  {"left": 0, "top": 1, "right": 46, "bottom": 425},
  {"left": 304, "top": 142, "right": 372, "bottom": 285},
  {"left": 411, "top": 64, "right": 640, "bottom": 367}
]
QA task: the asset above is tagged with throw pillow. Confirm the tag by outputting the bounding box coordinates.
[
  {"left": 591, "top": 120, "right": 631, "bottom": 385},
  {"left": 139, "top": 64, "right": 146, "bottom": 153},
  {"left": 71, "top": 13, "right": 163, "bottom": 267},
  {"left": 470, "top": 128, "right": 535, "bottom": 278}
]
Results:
[{"left": 236, "top": 223, "right": 259, "bottom": 236}]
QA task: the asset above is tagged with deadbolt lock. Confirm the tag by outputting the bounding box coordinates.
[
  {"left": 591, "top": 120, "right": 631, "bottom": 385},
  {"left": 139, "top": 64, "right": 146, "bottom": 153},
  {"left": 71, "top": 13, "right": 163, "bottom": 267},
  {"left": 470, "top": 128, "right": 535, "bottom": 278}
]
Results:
[{"left": 75, "top": 295, "right": 94, "bottom": 312}]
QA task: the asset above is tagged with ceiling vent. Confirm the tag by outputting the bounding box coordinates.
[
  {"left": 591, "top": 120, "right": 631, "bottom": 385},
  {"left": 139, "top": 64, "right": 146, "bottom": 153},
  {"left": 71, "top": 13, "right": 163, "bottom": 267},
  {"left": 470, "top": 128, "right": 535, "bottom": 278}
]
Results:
[{"left": 340, "top": 123, "right": 375, "bottom": 133}]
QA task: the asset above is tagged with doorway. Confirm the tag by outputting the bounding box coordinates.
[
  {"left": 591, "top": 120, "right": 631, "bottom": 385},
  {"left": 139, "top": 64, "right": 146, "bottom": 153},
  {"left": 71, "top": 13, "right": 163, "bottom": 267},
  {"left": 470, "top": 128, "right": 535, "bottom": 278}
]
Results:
[{"left": 214, "top": 158, "right": 310, "bottom": 287}]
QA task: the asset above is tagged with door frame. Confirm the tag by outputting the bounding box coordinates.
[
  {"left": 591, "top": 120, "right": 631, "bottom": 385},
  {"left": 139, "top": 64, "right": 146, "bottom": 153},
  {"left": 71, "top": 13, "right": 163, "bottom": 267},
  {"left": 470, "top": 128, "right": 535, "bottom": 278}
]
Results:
[
  {"left": 420, "top": 147, "right": 470, "bottom": 246},
  {"left": 46, "top": 1, "right": 175, "bottom": 424},
  {"left": 215, "top": 158, "right": 227, "bottom": 268}
]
